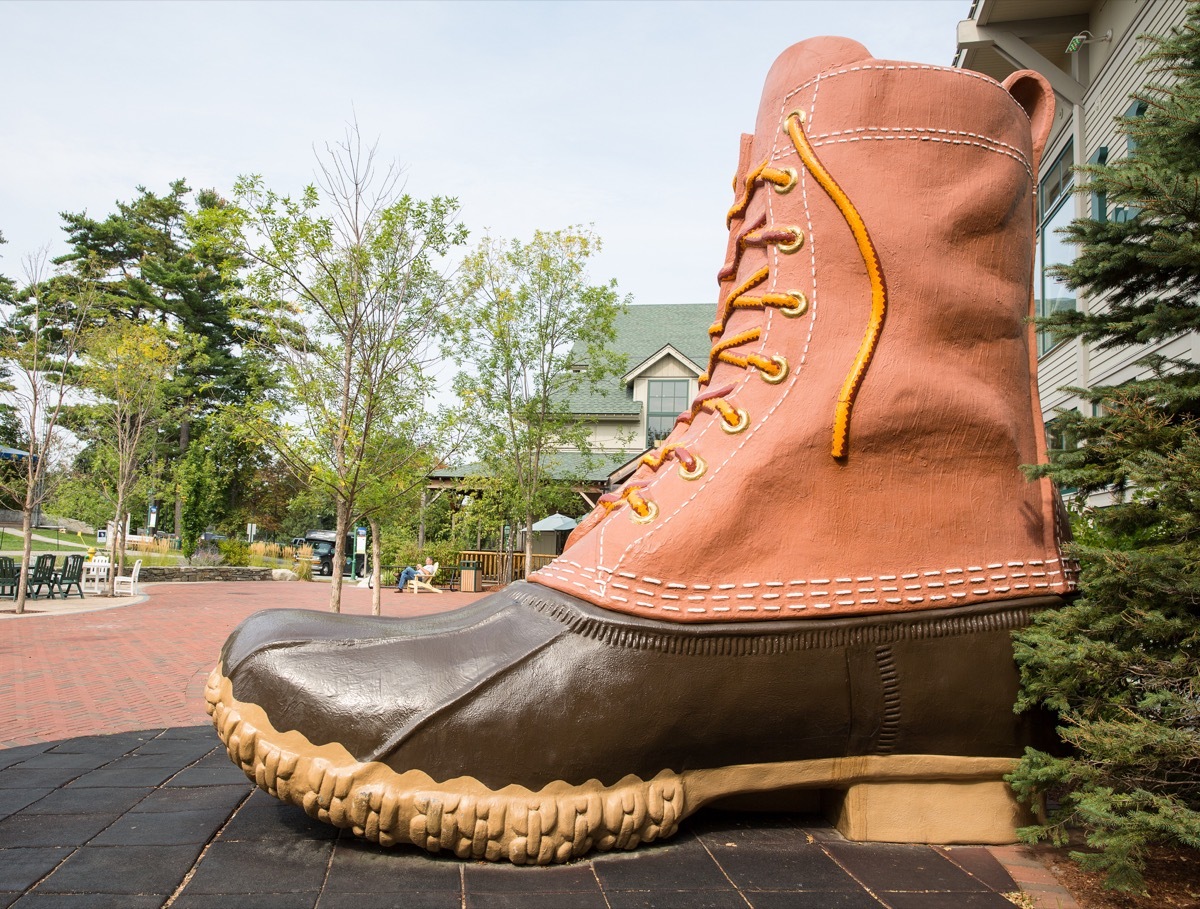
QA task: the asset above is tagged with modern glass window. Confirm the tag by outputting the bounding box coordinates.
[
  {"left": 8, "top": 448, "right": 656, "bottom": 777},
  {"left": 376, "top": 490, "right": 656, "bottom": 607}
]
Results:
[
  {"left": 1036, "top": 141, "right": 1076, "bottom": 356},
  {"left": 646, "top": 379, "right": 690, "bottom": 448}
]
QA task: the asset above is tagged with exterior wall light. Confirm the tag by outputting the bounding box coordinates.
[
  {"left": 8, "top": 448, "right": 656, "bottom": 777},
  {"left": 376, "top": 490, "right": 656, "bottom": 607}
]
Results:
[{"left": 1066, "top": 30, "right": 1113, "bottom": 53}]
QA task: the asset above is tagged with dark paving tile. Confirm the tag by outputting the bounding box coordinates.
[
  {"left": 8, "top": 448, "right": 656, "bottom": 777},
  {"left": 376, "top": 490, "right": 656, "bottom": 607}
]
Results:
[
  {"left": 604, "top": 891, "right": 750, "bottom": 909},
  {"left": 0, "top": 893, "right": 17, "bottom": 909},
  {"left": 0, "top": 814, "right": 114, "bottom": 849},
  {"left": 174, "top": 895, "right": 319, "bottom": 909},
  {"left": 167, "top": 763, "right": 255, "bottom": 787},
  {"left": 0, "top": 770, "right": 86, "bottom": 791},
  {"left": 64, "top": 763, "right": 177, "bottom": 789},
  {"left": 592, "top": 839, "right": 731, "bottom": 891},
  {"left": 155, "top": 726, "right": 212, "bottom": 741},
  {"left": 219, "top": 789, "right": 338, "bottom": 841},
  {"left": 0, "top": 789, "right": 53, "bottom": 820},
  {"left": 317, "top": 894, "right": 459, "bottom": 909},
  {"left": 6, "top": 753, "right": 109, "bottom": 771},
  {"left": 324, "top": 840, "right": 461, "bottom": 892},
  {"left": 36, "top": 843, "right": 202, "bottom": 894},
  {"left": 90, "top": 807, "right": 233, "bottom": 846},
  {"left": 691, "top": 810, "right": 826, "bottom": 846},
  {"left": 939, "top": 846, "right": 1018, "bottom": 892},
  {"left": 10, "top": 895, "right": 164, "bottom": 908},
  {"left": 822, "top": 842, "right": 988, "bottom": 892},
  {"left": 130, "top": 738, "right": 216, "bottom": 762},
  {"left": 708, "top": 840, "right": 860, "bottom": 892},
  {"left": 748, "top": 892, "right": 886, "bottom": 908},
  {"left": 466, "top": 891, "right": 608, "bottom": 909},
  {"left": 881, "top": 891, "right": 1020, "bottom": 909},
  {"left": 0, "top": 745, "right": 52, "bottom": 772},
  {"left": 0, "top": 847, "right": 70, "bottom": 891},
  {"left": 20, "top": 786, "right": 151, "bottom": 816},
  {"left": 130, "top": 783, "right": 250, "bottom": 814},
  {"left": 466, "top": 861, "right": 598, "bottom": 892},
  {"left": 47, "top": 732, "right": 153, "bottom": 756},
  {"left": 184, "top": 838, "right": 335, "bottom": 894}
]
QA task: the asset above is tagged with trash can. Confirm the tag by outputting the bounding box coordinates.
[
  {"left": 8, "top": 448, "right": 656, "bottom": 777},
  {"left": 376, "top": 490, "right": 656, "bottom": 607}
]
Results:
[{"left": 460, "top": 561, "right": 482, "bottom": 593}]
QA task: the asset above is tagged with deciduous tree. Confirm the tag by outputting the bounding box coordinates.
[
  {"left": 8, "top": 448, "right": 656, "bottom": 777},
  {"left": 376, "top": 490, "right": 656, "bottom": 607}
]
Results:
[
  {"left": 207, "top": 123, "right": 468, "bottom": 611},
  {"left": 445, "top": 227, "right": 628, "bottom": 582}
]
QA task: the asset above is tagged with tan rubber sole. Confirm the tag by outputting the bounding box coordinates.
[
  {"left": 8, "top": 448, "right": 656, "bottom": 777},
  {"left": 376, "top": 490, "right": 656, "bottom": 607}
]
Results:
[{"left": 206, "top": 666, "right": 1028, "bottom": 864}]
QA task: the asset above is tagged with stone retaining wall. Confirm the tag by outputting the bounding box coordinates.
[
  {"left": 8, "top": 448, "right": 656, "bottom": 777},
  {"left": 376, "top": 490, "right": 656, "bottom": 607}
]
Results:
[{"left": 138, "top": 566, "right": 275, "bottom": 583}]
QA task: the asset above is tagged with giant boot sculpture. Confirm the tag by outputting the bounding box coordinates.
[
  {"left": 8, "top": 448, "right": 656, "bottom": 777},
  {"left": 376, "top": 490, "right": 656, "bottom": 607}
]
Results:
[{"left": 208, "top": 36, "right": 1076, "bottom": 865}]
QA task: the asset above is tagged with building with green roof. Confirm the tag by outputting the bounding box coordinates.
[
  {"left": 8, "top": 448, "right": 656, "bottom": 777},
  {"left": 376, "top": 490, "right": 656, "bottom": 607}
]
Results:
[{"left": 431, "top": 302, "right": 713, "bottom": 507}]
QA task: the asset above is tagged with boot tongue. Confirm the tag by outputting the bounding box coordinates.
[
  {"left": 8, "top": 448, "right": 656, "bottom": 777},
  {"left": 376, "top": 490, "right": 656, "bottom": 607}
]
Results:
[{"left": 753, "top": 36, "right": 873, "bottom": 141}]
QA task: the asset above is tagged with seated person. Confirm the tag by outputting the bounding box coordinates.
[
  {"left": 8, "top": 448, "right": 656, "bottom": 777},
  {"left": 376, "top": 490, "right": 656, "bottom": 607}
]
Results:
[{"left": 395, "top": 557, "right": 436, "bottom": 591}]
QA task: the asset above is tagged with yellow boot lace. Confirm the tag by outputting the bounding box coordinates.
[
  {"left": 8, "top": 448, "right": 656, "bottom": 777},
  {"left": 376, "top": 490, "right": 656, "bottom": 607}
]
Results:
[{"left": 602, "top": 110, "right": 887, "bottom": 522}]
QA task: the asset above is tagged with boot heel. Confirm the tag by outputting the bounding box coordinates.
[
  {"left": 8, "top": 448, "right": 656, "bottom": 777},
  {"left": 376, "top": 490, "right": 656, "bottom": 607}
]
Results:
[{"left": 826, "top": 776, "right": 1034, "bottom": 844}]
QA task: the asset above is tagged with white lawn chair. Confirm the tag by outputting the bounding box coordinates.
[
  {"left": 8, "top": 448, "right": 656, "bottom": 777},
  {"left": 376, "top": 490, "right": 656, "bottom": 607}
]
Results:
[
  {"left": 113, "top": 559, "right": 142, "bottom": 597},
  {"left": 410, "top": 562, "right": 441, "bottom": 594}
]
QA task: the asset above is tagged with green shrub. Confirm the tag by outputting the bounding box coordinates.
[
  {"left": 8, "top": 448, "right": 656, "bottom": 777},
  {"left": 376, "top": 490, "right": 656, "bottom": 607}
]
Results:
[{"left": 217, "top": 538, "right": 250, "bottom": 567}]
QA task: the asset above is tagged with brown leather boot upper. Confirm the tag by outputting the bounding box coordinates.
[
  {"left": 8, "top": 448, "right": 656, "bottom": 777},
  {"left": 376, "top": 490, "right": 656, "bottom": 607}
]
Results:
[{"left": 533, "top": 37, "right": 1075, "bottom": 623}]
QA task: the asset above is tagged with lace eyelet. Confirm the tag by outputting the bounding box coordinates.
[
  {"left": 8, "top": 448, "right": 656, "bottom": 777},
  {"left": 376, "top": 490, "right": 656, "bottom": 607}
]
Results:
[
  {"left": 758, "top": 355, "right": 789, "bottom": 385},
  {"left": 778, "top": 228, "right": 805, "bottom": 254},
  {"left": 781, "top": 291, "right": 809, "bottom": 317},
  {"left": 630, "top": 500, "right": 659, "bottom": 524},
  {"left": 721, "top": 408, "right": 750, "bottom": 434},
  {"left": 787, "top": 109, "right": 806, "bottom": 126},
  {"left": 774, "top": 167, "right": 798, "bottom": 195},
  {"left": 678, "top": 455, "right": 707, "bottom": 481}
]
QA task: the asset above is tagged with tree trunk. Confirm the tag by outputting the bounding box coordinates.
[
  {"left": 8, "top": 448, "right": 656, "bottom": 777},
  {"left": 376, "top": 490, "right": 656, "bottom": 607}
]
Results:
[
  {"left": 369, "top": 517, "right": 382, "bottom": 616},
  {"left": 329, "top": 499, "right": 348, "bottom": 613},
  {"left": 108, "top": 498, "right": 125, "bottom": 597},
  {"left": 174, "top": 416, "right": 189, "bottom": 536},
  {"left": 13, "top": 508, "right": 33, "bottom": 615},
  {"left": 524, "top": 508, "right": 535, "bottom": 580}
]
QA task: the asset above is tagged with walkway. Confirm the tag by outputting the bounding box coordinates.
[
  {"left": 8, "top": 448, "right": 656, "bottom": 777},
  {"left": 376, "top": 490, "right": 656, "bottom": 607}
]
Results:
[{"left": 0, "top": 581, "right": 1079, "bottom": 908}]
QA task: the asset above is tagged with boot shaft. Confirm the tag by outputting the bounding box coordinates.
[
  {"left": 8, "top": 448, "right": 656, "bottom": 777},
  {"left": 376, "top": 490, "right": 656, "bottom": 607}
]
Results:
[{"left": 534, "top": 38, "right": 1075, "bottom": 622}]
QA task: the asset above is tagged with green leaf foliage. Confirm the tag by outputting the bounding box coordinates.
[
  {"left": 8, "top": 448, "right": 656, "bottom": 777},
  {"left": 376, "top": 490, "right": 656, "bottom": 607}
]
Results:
[
  {"left": 444, "top": 227, "right": 629, "bottom": 560},
  {"left": 1013, "top": 4, "right": 1200, "bottom": 892}
]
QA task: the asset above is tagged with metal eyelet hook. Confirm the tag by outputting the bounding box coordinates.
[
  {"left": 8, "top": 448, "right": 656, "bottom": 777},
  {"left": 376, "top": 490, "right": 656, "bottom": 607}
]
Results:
[
  {"left": 678, "top": 455, "right": 707, "bottom": 481},
  {"left": 777, "top": 228, "right": 805, "bottom": 254},
  {"left": 781, "top": 291, "right": 809, "bottom": 317},
  {"left": 774, "top": 167, "right": 798, "bottom": 195},
  {"left": 630, "top": 500, "right": 660, "bottom": 525},
  {"left": 721, "top": 408, "right": 750, "bottom": 435},
  {"left": 759, "top": 356, "right": 789, "bottom": 385}
]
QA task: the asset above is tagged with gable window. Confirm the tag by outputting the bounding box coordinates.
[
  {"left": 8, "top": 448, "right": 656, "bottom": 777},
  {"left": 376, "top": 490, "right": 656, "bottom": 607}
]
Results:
[
  {"left": 1036, "top": 140, "right": 1077, "bottom": 356},
  {"left": 646, "top": 379, "right": 690, "bottom": 448}
]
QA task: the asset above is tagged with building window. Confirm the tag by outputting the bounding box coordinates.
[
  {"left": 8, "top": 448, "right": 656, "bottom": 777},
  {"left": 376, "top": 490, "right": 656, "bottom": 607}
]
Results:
[
  {"left": 1088, "top": 146, "right": 1108, "bottom": 221},
  {"left": 1114, "top": 100, "right": 1149, "bottom": 222},
  {"left": 1037, "top": 141, "right": 1076, "bottom": 356},
  {"left": 646, "top": 379, "right": 690, "bottom": 448}
]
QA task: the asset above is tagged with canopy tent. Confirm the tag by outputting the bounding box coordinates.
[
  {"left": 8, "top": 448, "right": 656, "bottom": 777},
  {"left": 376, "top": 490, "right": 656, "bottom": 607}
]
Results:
[{"left": 531, "top": 513, "right": 578, "bottom": 532}]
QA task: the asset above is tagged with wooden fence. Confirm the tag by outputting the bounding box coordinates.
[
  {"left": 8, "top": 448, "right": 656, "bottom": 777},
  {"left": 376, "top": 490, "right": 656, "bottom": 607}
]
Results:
[{"left": 458, "top": 550, "right": 556, "bottom": 582}]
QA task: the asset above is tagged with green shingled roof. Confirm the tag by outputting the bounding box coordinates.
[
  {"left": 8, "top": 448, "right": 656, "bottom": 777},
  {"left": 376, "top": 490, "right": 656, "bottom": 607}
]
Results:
[
  {"left": 431, "top": 449, "right": 638, "bottom": 484},
  {"left": 564, "top": 303, "right": 712, "bottom": 416}
]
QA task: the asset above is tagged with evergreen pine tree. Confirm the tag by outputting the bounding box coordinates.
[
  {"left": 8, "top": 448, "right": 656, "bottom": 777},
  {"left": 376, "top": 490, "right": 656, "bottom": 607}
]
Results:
[{"left": 1009, "top": 4, "right": 1200, "bottom": 892}]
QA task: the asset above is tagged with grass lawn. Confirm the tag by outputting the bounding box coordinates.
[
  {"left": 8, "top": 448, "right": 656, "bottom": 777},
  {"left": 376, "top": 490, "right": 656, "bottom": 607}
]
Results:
[{"left": 0, "top": 532, "right": 93, "bottom": 554}]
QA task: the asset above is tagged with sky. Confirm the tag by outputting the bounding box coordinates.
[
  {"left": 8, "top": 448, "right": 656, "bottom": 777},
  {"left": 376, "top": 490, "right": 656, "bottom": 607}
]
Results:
[{"left": 0, "top": 0, "right": 967, "bottom": 313}]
